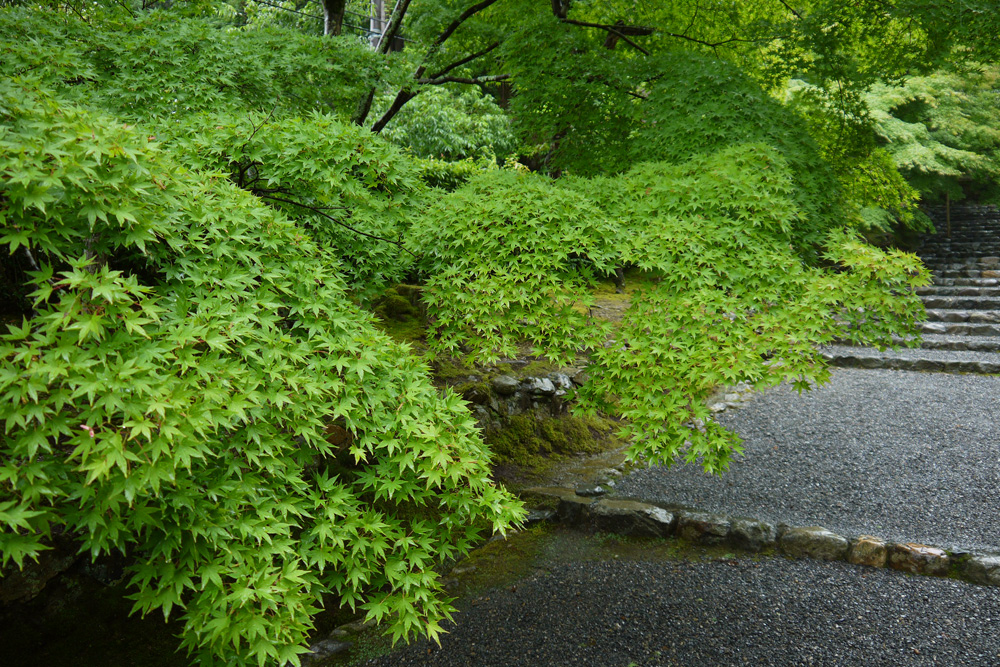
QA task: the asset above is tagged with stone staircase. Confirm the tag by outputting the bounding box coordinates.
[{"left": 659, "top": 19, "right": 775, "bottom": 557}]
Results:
[{"left": 825, "top": 204, "right": 1000, "bottom": 374}]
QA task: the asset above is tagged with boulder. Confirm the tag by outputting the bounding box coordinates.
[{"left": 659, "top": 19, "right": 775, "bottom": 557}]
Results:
[
  {"left": 491, "top": 375, "right": 519, "bottom": 396},
  {"left": 522, "top": 377, "right": 557, "bottom": 395},
  {"left": 780, "top": 527, "right": 849, "bottom": 561},
  {"left": 585, "top": 499, "right": 676, "bottom": 538},
  {"left": 848, "top": 535, "right": 888, "bottom": 568},
  {"left": 728, "top": 518, "right": 777, "bottom": 552},
  {"left": 676, "top": 511, "right": 730, "bottom": 545},
  {"left": 962, "top": 554, "right": 1000, "bottom": 586},
  {"left": 889, "top": 543, "right": 950, "bottom": 576}
]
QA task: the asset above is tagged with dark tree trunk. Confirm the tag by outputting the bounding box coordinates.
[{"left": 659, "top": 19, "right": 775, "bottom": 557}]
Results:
[{"left": 322, "top": 0, "right": 346, "bottom": 36}]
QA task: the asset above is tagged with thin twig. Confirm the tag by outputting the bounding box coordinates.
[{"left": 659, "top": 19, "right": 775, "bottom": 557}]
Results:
[
  {"left": 258, "top": 195, "right": 417, "bottom": 257},
  {"left": 426, "top": 41, "right": 501, "bottom": 80}
]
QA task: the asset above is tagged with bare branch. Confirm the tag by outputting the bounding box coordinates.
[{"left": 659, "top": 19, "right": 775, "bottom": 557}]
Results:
[
  {"left": 370, "top": 90, "right": 418, "bottom": 134},
  {"left": 660, "top": 31, "right": 774, "bottom": 48}
]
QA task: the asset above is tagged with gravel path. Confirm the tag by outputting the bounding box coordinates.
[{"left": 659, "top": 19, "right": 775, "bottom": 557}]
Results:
[
  {"left": 614, "top": 367, "right": 1000, "bottom": 551},
  {"left": 368, "top": 555, "right": 1000, "bottom": 666}
]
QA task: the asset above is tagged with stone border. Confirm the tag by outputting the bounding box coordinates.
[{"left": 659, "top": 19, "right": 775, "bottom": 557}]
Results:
[{"left": 519, "top": 486, "right": 1000, "bottom": 587}]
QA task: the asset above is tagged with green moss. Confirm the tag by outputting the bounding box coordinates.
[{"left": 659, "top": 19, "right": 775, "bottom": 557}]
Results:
[
  {"left": 372, "top": 286, "right": 426, "bottom": 344},
  {"left": 485, "top": 412, "right": 618, "bottom": 469},
  {"left": 519, "top": 359, "right": 559, "bottom": 376}
]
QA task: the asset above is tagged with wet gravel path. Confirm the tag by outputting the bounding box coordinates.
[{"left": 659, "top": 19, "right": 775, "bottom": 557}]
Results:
[
  {"left": 614, "top": 368, "right": 1000, "bottom": 551},
  {"left": 368, "top": 556, "right": 1000, "bottom": 666}
]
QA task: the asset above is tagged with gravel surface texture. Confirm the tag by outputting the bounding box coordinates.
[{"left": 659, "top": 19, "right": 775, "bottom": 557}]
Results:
[
  {"left": 367, "top": 556, "right": 1000, "bottom": 666},
  {"left": 614, "top": 367, "right": 1000, "bottom": 551}
]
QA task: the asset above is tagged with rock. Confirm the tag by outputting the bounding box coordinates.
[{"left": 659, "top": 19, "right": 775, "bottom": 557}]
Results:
[
  {"left": 575, "top": 483, "right": 608, "bottom": 497},
  {"left": 0, "top": 547, "right": 78, "bottom": 604},
  {"left": 301, "top": 639, "right": 351, "bottom": 666},
  {"left": 557, "top": 494, "right": 598, "bottom": 524},
  {"left": 889, "top": 543, "right": 950, "bottom": 576},
  {"left": 583, "top": 499, "right": 676, "bottom": 538},
  {"left": 549, "top": 373, "right": 574, "bottom": 391},
  {"left": 724, "top": 393, "right": 740, "bottom": 402},
  {"left": 324, "top": 423, "right": 351, "bottom": 448},
  {"left": 779, "top": 527, "right": 849, "bottom": 561},
  {"left": 522, "top": 377, "right": 557, "bottom": 395},
  {"left": 524, "top": 508, "right": 555, "bottom": 524},
  {"left": 338, "top": 618, "right": 376, "bottom": 634},
  {"left": 962, "top": 554, "right": 1000, "bottom": 586},
  {"left": 728, "top": 518, "right": 777, "bottom": 552},
  {"left": 848, "top": 535, "right": 888, "bottom": 568},
  {"left": 571, "top": 371, "right": 591, "bottom": 386},
  {"left": 676, "top": 511, "right": 730, "bottom": 545},
  {"left": 491, "top": 375, "right": 519, "bottom": 396},
  {"left": 708, "top": 402, "right": 727, "bottom": 413}
]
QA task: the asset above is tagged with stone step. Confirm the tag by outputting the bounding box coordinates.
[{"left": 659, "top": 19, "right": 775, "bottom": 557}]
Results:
[
  {"left": 923, "top": 259, "right": 1000, "bottom": 271},
  {"left": 922, "top": 249, "right": 1000, "bottom": 257},
  {"left": 931, "top": 277, "right": 1000, "bottom": 287},
  {"left": 913, "top": 334, "right": 1000, "bottom": 352},
  {"left": 823, "top": 345, "right": 1000, "bottom": 374},
  {"left": 924, "top": 309, "right": 1000, "bottom": 324},
  {"left": 917, "top": 286, "right": 1000, "bottom": 297},
  {"left": 921, "top": 296, "right": 1000, "bottom": 310},
  {"left": 934, "top": 269, "right": 1000, "bottom": 279},
  {"left": 922, "top": 321, "right": 1000, "bottom": 337}
]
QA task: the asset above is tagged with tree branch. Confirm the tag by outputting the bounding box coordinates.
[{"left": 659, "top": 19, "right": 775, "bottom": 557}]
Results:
[
  {"left": 426, "top": 41, "right": 501, "bottom": 80},
  {"left": 560, "top": 18, "right": 653, "bottom": 55},
  {"left": 432, "top": 0, "right": 502, "bottom": 53},
  {"left": 258, "top": 194, "right": 417, "bottom": 258},
  {"left": 777, "top": 0, "right": 802, "bottom": 19},
  {"left": 417, "top": 74, "right": 510, "bottom": 86},
  {"left": 375, "top": 0, "right": 413, "bottom": 54},
  {"left": 660, "top": 31, "right": 777, "bottom": 47}
]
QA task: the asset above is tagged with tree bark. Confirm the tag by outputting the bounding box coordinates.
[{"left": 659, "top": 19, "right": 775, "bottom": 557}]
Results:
[{"left": 322, "top": 0, "right": 346, "bottom": 36}]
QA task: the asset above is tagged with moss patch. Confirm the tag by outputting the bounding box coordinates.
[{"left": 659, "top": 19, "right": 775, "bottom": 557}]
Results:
[
  {"left": 372, "top": 286, "right": 426, "bottom": 345},
  {"left": 485, "top": 412, "right": 618, "bottom": 470}
]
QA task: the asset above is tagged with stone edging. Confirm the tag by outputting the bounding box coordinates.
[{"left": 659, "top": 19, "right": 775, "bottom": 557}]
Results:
[{"left": 519, "top": 486, "right": 1000, "bottom": 587}]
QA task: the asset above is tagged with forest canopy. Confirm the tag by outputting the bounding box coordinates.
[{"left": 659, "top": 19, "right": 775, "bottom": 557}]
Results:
[{"left": 2, "top": 0, "right": 997, "bottom": 664}]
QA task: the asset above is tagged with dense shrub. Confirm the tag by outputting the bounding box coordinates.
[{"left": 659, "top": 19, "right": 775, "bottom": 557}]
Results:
[{"left": 0, "top": 79, "right": 521, "bottom": 665}]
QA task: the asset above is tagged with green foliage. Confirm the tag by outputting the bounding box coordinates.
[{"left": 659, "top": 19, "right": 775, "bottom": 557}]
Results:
[
  {"left": 1, "top": 1, "right": 979, "bottom": 662},
  {"left": 866, "top": 66, "right": 1000, "bottom": 204},
  {"left": 410, "top": 169, "right": 618, "bottom": 365},
  {"left": 415, "top": 145, "right": 929, "bottom": 472},
  {"left": 0, "top": 77, "right": 522, "bottom": 665},
  {"left": 503, "top": 13, "right": 642, "bottom": 176},
  {"left": 160, "top": 111, "right": 426, "bottom": 296},
  {"left": 0, "top": 7, "right": 380, "bottom": 121},
  {"left": 632, "top": 53, "right": 847, "bottom": 250},
  {"left": 382, "top": 87, "right": 516, "bottom": 161}
]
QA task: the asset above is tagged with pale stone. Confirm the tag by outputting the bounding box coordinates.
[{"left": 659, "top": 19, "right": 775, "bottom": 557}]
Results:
[
  {"left": 848, "top": 535, "right": 888, "bottom": 568},
  {"left": 889, "top": 543, "right": 950, "bottom": 576}
]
